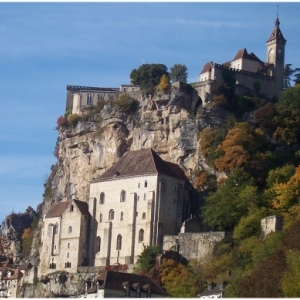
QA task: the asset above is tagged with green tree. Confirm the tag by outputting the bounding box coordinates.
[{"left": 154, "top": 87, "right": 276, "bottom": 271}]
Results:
[
  {"left": 169, "top": 63, "right": 188, "bottom": 83},
  {"left": 283, "top": 64, "right": 296, "bottom": 89},
  {"left": 130, "top": 64, "right": 168, "bottom": 95},
  {"left": 294, "top": 68, "right": 300, "bottom": 85},
  {"left": 203, "top": 168, "right": 259, "bottom": 230},
  {"left": 134, "top": 245, "right": 160, "bottom": 278}
]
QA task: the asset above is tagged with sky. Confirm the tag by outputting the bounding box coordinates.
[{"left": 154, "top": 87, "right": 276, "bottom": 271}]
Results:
[{"left": 0, "top": 1, "right": 300, "bottom": 223}]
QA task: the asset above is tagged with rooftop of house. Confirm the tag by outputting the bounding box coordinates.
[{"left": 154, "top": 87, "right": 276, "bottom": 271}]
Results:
[
  {"left": 93, "top": 148, "right": 188, "bottom": 183},
  {"left": 45, "top": 199, "right": 89, "bottom": 219},
  {"left": 83, "top": 270, "right": 169, "bottom": 296}
]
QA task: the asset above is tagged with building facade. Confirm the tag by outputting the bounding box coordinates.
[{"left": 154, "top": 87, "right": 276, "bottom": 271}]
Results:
[
  {"left": 39, "top": 200, "right": 89, "bottom": 276},
  {"left": 88, "top": 148, "right": 192, "bottom": 267}
]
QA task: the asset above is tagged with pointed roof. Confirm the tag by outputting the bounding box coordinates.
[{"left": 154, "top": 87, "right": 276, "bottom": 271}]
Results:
[
  {"left": 45, "top": 200, "right": 88, "bottom": 218},
  {"left": 93, "top": 148, "right": 188, "bottom": 182},
  {"left": 200, "top": 62, "right": 212, "bottom": 74},
  {"left": 267, "top": 17, "right": 286, "bottom": 43},
  {"left": 232, "top": 48, "right": 263, "bottom": 64}
]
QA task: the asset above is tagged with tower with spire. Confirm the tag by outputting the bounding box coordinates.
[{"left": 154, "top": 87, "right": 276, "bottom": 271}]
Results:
[{"left": 266, "top": 15, "right": 286, "bottom": 94}]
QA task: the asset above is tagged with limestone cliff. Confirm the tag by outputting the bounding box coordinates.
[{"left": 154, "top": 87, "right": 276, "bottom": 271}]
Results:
[{"left": 39, "top": 84, "right": 231, "bottom": 219}]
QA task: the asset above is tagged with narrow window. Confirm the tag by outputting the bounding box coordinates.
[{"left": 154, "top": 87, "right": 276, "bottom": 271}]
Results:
[
  {"left": 120, "top": 190, "right": 126, "bottom": 202},
  {"left": 70, "top": 204, "right": 73, "bottom": 212},
  {"left": 67, "top": 252, "right": 69, "bottom": 258},
  {"left": 100, "top": 213, "right": 103, "bottom": 223},
  {"left": 67, "top": 242, "right": 70, "bottom": 248},
  {"left": 109, "top": 209, "right": 114, "bottom": 220},
  {"left": 143, "top": 193, "right": 147, "bottom": 201},
  {"left": 54, "top": 224, "right": 58, "bottom": 235},
  {"left": 68, "top": 226, "right": 72, "bottom": 233},
  {"left": 144, "top": 180, "right": 147, "bottom": 187},
  {"left": 138, "top": 183, "right": 140, "bottom": 188},
  {"left": 142, "top": 212, "right": 146, "bottom": 220},
  {"left": 87, "top": 93, "right": 93, "bottom": 105},
  {"left": 138, "top": 229, "right": 144, "bottom": 242},
  {"left": 96, "top": 236, "right": 101, "bottom": 253},
  {"left": 120, "top": 211, "right": 124, "bottom": 221},
  {"left": 116, "top": 234, "right": 122, "bottom": 250},
  {"left": 100, "top": 192, "right": 105, "bottom": 204}
]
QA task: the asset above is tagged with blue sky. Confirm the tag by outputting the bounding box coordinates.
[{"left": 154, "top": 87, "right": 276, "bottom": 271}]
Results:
[{"left": 0, "top": 2, "right": 300, "bottom": 223}]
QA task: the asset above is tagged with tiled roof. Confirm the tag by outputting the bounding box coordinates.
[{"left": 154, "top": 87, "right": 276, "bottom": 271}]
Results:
[
  {"left": 45, "top": 202, "right": 70, "bottom": 218},
  {"left": 267, "top": 17, "right": 286, "bottom": 43},
  {"left": 73, "top": 200, "right": 89, "bottom": 215},
  {"left": 93, "top": 148, "right": 188, "bottom": 182},
  {"left": 45, "top": 200, "right": 89, "bottom": 218},
  {"left": 96, "top": 270, "right": 169, "bottom": 296},
  {"left": 200, "top": 62, "right": 212, "bottom": 74}
]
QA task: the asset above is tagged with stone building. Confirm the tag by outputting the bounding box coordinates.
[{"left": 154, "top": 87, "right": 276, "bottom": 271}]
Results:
[
  {"left": 0, "top": 267, "right": 23, "bottom": 298},
  {"left": 39, "top": 199, "right": 89, "bottom": 276},
  {"left": 261, "top": 215, "right": 283, "bottom": 237},
  {"left": 195, "top": 16, "right": 286, "bottom": 103},
  {"left": 88, "top": 148, "right": 192, "bottom": 267},
  {"left": 66, "top": 84, "right": 140, "bottom": 115}
]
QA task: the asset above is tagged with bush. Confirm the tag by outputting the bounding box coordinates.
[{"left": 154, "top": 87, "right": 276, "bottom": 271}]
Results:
[{"left": 114, "top": 94, "right": 138, "bottom": 113}]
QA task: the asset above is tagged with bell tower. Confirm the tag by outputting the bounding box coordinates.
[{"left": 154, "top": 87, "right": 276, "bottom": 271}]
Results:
[{"left": 266, "top": 15, "right": 286, "bottom": 95}]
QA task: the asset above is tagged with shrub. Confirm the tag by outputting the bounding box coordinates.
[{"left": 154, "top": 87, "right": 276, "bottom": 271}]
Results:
[
  {"left": 56, "top": 116, "right": 68, "bottom": 129},
  {"left": 67, "top": 113, "right": 81, "bottom": 126},
  {"left": 114, "top": 94, "right": 138, "bottom": 113}
]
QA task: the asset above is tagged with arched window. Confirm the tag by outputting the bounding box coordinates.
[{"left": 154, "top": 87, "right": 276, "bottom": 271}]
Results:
[
  {"left": 144, "top": 180, "right": 147, "bottom": 187},
  {"left": 68, "top": 226, "right": 72, "bottom": 234},
  {"left": 116, "top": 234, "right": 122, "bottom": 250},
  {"left": 70, "top": 204, "right": 74, "bottom": 212},
  {"left": 120, "top": 211, "right": 124, "bottom": 221},
  {"left": 96, "top": 236, "right": 101, "bottom": 253},
  {"left": 142, "top": 212, "right": 146, "bottom": 220},
  {"left": 120, "top": 190, "right": 126, "bottom": 202},
  {"left": 99, "top": 213, "right": 103, "bottom": 223},
  {"left": 138, "top": 229, "right": 144, "bottom": 242},
  {"left": 100, "top": 192, "right": 105, "bottom": 204},
  {"left": 109, "top": 209, "right": 114, "bottom": 220},
  {"left": 67, "top": 242, "right": 70, "bottom": 248}
]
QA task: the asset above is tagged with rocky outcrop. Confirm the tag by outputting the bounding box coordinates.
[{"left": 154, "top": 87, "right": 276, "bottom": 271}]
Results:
[{"left": 39, "top": 85, "right": 231, "bottom": 218}]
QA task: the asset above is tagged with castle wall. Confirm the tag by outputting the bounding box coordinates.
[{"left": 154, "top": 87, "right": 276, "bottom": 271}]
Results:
[{"left": 163, "top": 231, "right": 225, "bottom": 261}]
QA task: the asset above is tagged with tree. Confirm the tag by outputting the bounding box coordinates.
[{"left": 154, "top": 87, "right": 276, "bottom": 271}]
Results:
[
  {"left": 203, "top": 168, "right": 259, "bottom": 231},
  {"left": 169, "top": 64, "right": 188, "bottom": 83},
  {"left": 130, "top": 64, "right": 168, "bottom": 95},
  {"left": 134, "top": 245, "right": 160, "bottom": 278},
  {"left": 294, "top": 68, "right": 300, "bottom": 85},
  {"left": 157, "top": 74, "right": 170, "bottom": 92},
  {"left": 283, "top": 64, "right": 296, "bottom": 89}
]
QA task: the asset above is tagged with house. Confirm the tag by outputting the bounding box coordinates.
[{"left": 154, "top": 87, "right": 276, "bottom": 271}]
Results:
[
  {"left": 195, "top": 16, "right": 286, "bottom": 104},
  {"left": 0, "top": 267, "right": 23, "bottom": 298},
  {"left": 88, "top": 148, "right": 192, "bottom": 267},
  {"left": 80, "top": 270, "right": 169, "bottom": 298},
  {"left": 261, "top": 215, "right": 283, "bottom": 237},
  {"left": 199, "top": 282, "right": 226, "bottom": 299},
  {"left": 39, "top": 199, "right": 90, "bottom": 276}
]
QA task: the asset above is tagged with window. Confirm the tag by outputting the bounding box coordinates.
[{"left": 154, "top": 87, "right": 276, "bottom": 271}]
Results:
[
  {"left": 100, "top": 192, "right": 105, "bottom": 204},
  {"left": 68, "top": 226, "right": 72, "bottom": 234},
  {"left": 67, "top": 242, "right": 70, "bottom": 248},
  {"left": 97, "top": 94, "right": 104, "bottom": 101},
  {"left": 138, "top": 183, "right": 140, "bottom": 188},
  {"left": 67, "top": 252, "right": 69, "bottom": 258},
  {"left": 70, "top": 204, "right": 74, "bottom": 212},
  {"left": 109, "top": 209, "right": 114, "bottom": 220},
  {"left": 87, "top": 93, "right": 93, "bottom": 105},
  {"left": 54, "top": 224, "right": 58, "bottom": 235},
  {"left": 138, "top": 229, "right": 144, "bottom": 242},
  {"left": 96, "top": 236, "right": 101, "bottom": 253},
  {"left": 120, "top": 211, "right": 124, "bottom": 221},
  {"left": 143, "top": 193, "right": 147, "bottom": 201},
  {"left": 99, "top": 213, "right": 103, "bottom": 223},
  {"left": 116, "top": 234, "right": 122, "bottom": 250},
  {"left": 144, "top": 180, "right": 147, "bottom": 187},
  {"left": 120, "top": 190, "right": 126, "bottom": 202},
  {"left": 142, "top": 212, "right": 146, "bottom": 220}
]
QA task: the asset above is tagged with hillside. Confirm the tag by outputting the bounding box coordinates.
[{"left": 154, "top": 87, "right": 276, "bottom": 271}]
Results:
[{"left": 2, "top": 80, "right": 300, "bottom": 297}]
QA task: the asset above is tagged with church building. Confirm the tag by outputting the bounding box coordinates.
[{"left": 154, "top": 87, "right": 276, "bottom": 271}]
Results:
[{"left": 87, "top": 148, "right": 192, "bottom": 267}]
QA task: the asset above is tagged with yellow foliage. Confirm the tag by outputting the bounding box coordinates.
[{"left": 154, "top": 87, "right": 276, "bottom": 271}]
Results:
[
  {"left": 22, "top": 228, "right": 33, "bottom": 240},
  {"left": 158, "top": 74, "right": 170, "bottom": 91}
]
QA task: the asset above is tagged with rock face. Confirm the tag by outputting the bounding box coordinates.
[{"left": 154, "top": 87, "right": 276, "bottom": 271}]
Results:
[{"left": 39, "top": 85, "right": 230, "bottom": 218}]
